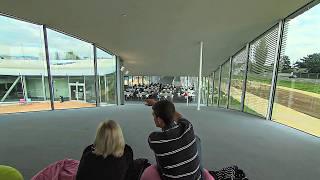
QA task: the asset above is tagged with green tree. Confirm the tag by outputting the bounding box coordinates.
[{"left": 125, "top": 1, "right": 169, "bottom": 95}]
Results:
[
  {"left": 294, "top": 53, "right": 320, "bottom": 73},
  {"left": 65, "top": 51, "right": 80, "bottom": 60},
  {"left": 279, "top": 55, "right": 292, "bottom": 73}
]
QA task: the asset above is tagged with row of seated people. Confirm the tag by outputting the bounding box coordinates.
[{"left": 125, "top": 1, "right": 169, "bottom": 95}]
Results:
[
  {"left": 125, "top": 83, "right": 177, "bottom": 101},
  {"left": 1, "top": 100, "right": 248, "bottom": 180}
]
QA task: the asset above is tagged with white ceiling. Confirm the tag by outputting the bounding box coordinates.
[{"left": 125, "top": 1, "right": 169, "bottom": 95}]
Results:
[{"left": 0, "top": 0, "right": 312, "bottom": 76}]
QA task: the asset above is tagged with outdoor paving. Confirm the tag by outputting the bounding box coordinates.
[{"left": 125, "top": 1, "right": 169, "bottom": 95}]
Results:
[
  {"left": 228, "top": 84, "right": 320, "bottom": 136},
  {"left": 0, "top": 101, "right": 95, "bottom": 114}
]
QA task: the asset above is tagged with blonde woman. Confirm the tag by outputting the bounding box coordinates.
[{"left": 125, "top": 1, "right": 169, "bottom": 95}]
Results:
[{"left": 76, "top": 120, "right": 133, "bottom": 180}]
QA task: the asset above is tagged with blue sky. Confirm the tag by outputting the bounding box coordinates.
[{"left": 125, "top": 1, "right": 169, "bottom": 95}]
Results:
[
  {"left": 285, "top": 3, "right": 320, "bottom": 64},
  {"left": 0, "top": 3, "right": 320, "bottom": 64}
]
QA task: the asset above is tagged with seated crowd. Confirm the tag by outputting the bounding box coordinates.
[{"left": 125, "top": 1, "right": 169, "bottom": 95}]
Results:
[
  {"left": 2, "top": 100, "right": 247, "bottom": 180},
  {"left": 125, "top": 83, "right": 196, "bottom": 103}
]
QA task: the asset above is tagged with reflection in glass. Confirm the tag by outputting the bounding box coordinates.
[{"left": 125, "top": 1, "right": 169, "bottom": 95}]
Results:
[
  {"left": 244, "top": 26, "right": 279, "bottom": 117},
  {"left": 229, "top": 49, "right": 247, "bottom": 110},
  {"left": 97, "top": 48, "right": 116, "bottom": 105},
  {"left": 47, "top": 29, "right": 96, "bottom": 109},
  {"left": 219, "top": 61, "right": 230, "bottom": 108}
]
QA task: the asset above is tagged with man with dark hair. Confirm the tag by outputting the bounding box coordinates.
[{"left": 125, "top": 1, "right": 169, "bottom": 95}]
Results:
[{"left": 148, "top": 100, "right": 202, "bottom": 180}]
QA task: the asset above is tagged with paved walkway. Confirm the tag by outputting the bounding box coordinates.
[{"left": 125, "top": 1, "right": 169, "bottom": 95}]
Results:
[{"left": 0, "top": 101, "right": 95, "bottom": 114}]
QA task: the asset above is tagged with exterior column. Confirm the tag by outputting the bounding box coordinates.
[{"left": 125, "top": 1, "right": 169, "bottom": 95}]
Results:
[
  {"left": 116, "top": 56, "right": 124, "bottom": 105},
  {"left": 93, "top": 44, "right": 99, "bottom": 106},
  {"left": 43, "top": 25, "right": 55, "bottom": 110},
  {"left": 22, "top": 75, "right": 28, "bottom": 100}
]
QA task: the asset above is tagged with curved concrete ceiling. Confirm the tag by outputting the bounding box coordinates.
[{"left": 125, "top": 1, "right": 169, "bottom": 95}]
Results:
[{"left": 0, "top": 0, "right": 312, "bottom": 76}]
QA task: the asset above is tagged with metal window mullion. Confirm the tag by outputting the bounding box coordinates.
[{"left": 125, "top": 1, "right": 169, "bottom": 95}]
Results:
[
  {"left": 226, "top": 57, "right": 233, "bottom": 109},
  {"left": 266, "top": 20, "right": 285, "bottom": 120},
  {"left": 217, "top": 65, "right": 222, "bottom": 107},
  {"left": 93, "top": 44, "right": 99, "bottom": 107},
  {"left": 241, "top": 43, "right": 250, "bottom": 112},
  {"left": 43, "top": 25, "right": 55, "bottom": 110}
]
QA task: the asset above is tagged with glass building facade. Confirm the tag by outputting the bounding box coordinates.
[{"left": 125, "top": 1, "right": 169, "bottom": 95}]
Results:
[
  {"left": 204, "top": 1, "right": 320, "bottom": 137},
  {"left": 0, "top": 15, "right": 117, "bottom": 114}
]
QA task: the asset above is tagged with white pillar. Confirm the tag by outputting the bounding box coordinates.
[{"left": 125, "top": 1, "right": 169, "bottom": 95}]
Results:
[
  {"left": 22, "top": 75, "right": 28, "bottom": 100},
  {"left": 197, "top": 41, "right": 203, "bottom": 111}
]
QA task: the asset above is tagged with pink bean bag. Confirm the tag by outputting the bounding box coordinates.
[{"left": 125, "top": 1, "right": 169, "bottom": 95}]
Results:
[
  {"left": 140, "top": 165, "right": 215, "bottom": 180},
  {"left": 31, "top": 159, "right": 79, "bottom": 180}
]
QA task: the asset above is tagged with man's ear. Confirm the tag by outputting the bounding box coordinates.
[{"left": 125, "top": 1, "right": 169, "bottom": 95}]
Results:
[{"left": 156, "top": 117, "right": 165, "bottom": 128}]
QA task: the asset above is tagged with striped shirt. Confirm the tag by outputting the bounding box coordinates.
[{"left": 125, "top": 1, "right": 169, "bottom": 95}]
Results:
[{"left": 148, "top": 118, "right": 201, "bottom": 180}]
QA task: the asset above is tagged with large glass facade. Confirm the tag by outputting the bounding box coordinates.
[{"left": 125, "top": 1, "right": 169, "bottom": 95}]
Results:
[
  {"left": 229, "top": 49, "right": 247, "bottom": 110},
  {"left": 272, "top": 3, "right": 320, "bottom": 136},
  {"left": 47, "top": 29, "right": 96, "bottom": 109},
  {"left": 244, "top": 26, "right": 279, "bottom": 117},
  {"left": 0, "top": 15, "right": 117, "bottom": 114},
  {"left": 0, "top": 16, "right": 51, "bottom": 114},
  {"left": 219, "top": 61, "right": 230, "bottom": 108},
  {"left": 97, "top": 48, "right": 116, "bottom": 105},
  {"left": 209, "top": 2, "right": 320, "bottom": 136}
]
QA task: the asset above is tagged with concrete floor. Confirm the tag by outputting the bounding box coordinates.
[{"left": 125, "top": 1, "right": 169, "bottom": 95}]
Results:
[{"left": 0, "top": 104, "right": 319, "bottom": 180}]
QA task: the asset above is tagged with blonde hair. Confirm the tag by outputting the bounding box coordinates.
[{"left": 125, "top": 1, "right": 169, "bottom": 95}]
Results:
[{"left": 93, "top": 120, "right": 125, "bottom": 158}]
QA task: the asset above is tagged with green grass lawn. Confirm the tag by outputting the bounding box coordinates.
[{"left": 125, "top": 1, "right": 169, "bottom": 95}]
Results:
[
  {"left": 277, "top": 80, "right": 320, "bottom": 94},
  {"left": 229, "top": 96, "right": 262, "bottom": 117},
  {"left": 247, "top": 76, "right": 320, "bottom": 94},
  {"left": 210, "top": 91, "right": 263, "bottom": 117}
]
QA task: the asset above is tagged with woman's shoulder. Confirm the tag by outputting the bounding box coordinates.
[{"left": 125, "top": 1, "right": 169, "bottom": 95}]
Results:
[{"left": 83, "top": 144, "right": 94, "bottom": 153}]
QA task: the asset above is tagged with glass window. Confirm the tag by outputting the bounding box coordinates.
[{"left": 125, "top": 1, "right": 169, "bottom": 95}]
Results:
[
  {"left": 219, "top": 61, "right": 230, "bottom": 108},
  {"left": 272, "top": 3, "right": 320, "bottom": 136},
  {"left": 47, "top": 29, "right": 96, "bottom": 109},
  {"left": 208, "top": 74, "right": 214, "bottom": 106},
  {"left": 201, "top": 77, "right": 208, "bottom": 105},
  {"left": 244, "top": 25, "right": 279, "bottom": 117},
  {"left": 0, "top": 15, "right": 50, "bottom": 114},
  {"left": 143, "top": 76, "right": 150, "bottom": 85},
  {"left": 213, "top": 70, "right": 219, "bottom": 106},
  {"left": 97, "top": 48, "right": 116, "bottom": 105},
  {"left": 229, "top": 49, "right": 247, "bottom": 110}
]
